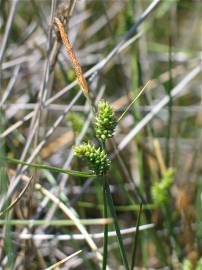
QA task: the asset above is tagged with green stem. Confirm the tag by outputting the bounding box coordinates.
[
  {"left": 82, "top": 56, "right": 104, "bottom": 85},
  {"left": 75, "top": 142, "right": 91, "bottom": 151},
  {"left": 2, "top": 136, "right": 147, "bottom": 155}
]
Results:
[
  {"left": 0, "top": 156, "right": 96, "bottom": 178},
  {"left": 0, "top": 218, "right": 112, "bottom": 226},
  {"left": 130, "top": 203, "right": 142, "bottom": 269},
  {"left": 86, "top": 95, "right": 96, "bottom": 117},
  {"left": 105, "top": 179, "right": 130, "bottom": 270},
  {"left": 102, "top": 177, "right": 108, "bottom": 270}
]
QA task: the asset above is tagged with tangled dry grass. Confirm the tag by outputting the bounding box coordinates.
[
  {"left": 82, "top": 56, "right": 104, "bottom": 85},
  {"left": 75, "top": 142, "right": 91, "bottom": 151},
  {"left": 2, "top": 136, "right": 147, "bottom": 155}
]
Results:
[{"left": 0, "top": 0, "right": 201, "bottom": 269}]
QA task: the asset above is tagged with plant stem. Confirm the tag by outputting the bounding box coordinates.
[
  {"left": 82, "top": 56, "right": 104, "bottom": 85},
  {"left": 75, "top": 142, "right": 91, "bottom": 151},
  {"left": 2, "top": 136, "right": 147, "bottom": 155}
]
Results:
[
  {"left": 0, "top": 156, "right": 95, "bottom": 178},
  {"left": 130, "top": 203, "right": 142, "bottom": 269},
  {"left": 105, "top": 179, "right": 130, "bottom": 270},
  {"left": 102, "top": 176, "right": 108, "bottom": 270}
]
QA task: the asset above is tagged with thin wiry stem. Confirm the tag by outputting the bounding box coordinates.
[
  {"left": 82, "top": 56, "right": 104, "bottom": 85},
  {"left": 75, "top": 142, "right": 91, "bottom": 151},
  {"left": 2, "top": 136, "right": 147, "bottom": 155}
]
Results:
[
  {"left": 13, "top": 0, "right": 57, "bottom": 178},
  {"left": 0, "top": 65, "right": 20, "bottom": 107},
  {"left": 6, "top": 171, "right": 104, "bottom": 263},
  {"left": 130, "top": 204, "right": 142, "bottom": 269},
  {"left": 1, "top": 57, "right": 195, "bottom": 137},
  {"left": 0, "top": 0, "right": 160, "bottom": 139},
  {"left": 116, "top": 65, "right": 202, "bottom": 154},
  {"left": 0, "top": 0, "right": 19, "bottom": 65},
  {"left": 0, "top": 91, "right": 82, "bottom": 211},
  {"left": 0, "top": 218, "right": 112, "bottom": 226},
  {"left": 45, "top": 250, "right": 82, "bottom": 270},
  {"left": 0, "top": 176, "right": 33, "bottom": 217},
  {"left": 35, "top": 87, "right": 105, "bottom": 233},
  {"left": 12, "top": 224, "right": 154, "bottom": 240},
  {"left": 102, "top": 177, "right": 108, "bottom": 270},
  {"left": 88, "top": 0, "right": 161, "bottom": 83}
]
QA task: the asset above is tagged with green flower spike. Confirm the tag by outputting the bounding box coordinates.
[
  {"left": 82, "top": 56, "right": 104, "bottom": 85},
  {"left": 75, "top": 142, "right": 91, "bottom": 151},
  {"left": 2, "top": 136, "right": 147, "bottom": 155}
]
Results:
[
  {"left": 95, "top": 100, "right": 117, "bottom": 141},
  {"left": 74, "top": 143, "right": 111, "bottom": 175},
  {"left": 151, "top": 168, "right": 174, "bottom": 206}
]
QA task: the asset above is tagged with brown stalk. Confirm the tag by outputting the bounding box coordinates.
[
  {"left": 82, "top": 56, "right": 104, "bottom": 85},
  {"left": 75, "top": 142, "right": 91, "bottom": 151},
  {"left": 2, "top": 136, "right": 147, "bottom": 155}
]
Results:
[{"left": 54, "top": 17, "right": 89, "bottom": 96}]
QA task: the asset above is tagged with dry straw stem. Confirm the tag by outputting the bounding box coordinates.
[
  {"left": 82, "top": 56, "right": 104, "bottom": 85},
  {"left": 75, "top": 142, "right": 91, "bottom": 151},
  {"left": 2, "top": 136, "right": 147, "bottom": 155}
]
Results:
[
  {"left": 0, "top": 176, "right": 33, "bottom": 217},
  {"left": 45, "top": 250, "right": 82, "bottom": 270},
  {"left": 117, "top": 65, "right": 202, "bottom": 154},
  {"left": 153, "top": 139, "right": 167, "bottom": 175},
  {"left": 54, "top": 17, "right": 89, "bottom": 96},
  {"left": 8, "top": 170, "right": 104, "bottom": 263},
  {"left": 36, "top": 183, "right": 103, "bottom": 261},
  {"left": 37, "top": 61, "right": 197, "bottom": 159},
  {"left": 18, "top": 223, "right": 154, "bottom": 241}
]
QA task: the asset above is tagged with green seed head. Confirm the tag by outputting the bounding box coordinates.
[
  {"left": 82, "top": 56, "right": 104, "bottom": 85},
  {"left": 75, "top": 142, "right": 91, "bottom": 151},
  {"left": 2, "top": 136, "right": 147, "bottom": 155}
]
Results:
[
  {"left": 74, "top": 143, "right": 111, "bottom": 175},
  {"left": 95, "top": 101, "right": 117, "bottom": 141},
  {"left": 151, "top": 168, "right": 175, "bottom": 206}
]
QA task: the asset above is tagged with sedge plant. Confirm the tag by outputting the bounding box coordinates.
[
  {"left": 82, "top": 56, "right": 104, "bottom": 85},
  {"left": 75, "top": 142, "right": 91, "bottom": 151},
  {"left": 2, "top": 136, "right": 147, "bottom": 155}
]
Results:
[
  {"left": 74, "top": 100, "right": 127, "bottom": 270},
  {"left": 0, "top": 15, "right": 148, "bottom": 269},
  {"left": 55, "top": 17, "right": 148, "bottom": 270}
]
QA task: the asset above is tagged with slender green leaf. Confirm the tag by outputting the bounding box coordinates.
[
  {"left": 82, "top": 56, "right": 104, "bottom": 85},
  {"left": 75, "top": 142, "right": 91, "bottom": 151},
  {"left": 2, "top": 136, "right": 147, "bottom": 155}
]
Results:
[
  {"left": 102, "top": 179, "right": 108, "bottom": 270},
  {"left": 0, "top": 157, "right": 96, "bottom": 178},
  {"left": 105, "top": 181, "right": 130, "bottom": 270},
  {"left": 0, "top": 218, "right": 112, "bottom": 226},
  {"left": 130, "top": 203, "right": 142, "bottom": 269}
]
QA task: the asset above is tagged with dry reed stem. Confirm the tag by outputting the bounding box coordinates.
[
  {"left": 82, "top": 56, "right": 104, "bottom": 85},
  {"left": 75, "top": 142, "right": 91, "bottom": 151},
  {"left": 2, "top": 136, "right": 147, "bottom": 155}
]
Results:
[
  {"left": 8, "top": 170, "right": 104, "bottom": 263},
  {"left": 0, "top": 176, "right": 33, "bottom": 217},
  {"left": 54, "top": 17, "right": 89, "bottom": 96},
  {"left": 153, "top": 139, "right": 166, "bottom": 174},
  {"left": 45, "top": 250, "right": 82, "bottom": 270}
]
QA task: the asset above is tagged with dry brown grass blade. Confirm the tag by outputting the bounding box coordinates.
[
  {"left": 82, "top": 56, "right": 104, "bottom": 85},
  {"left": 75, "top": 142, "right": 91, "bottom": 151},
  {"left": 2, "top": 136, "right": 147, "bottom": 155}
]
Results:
[
  {"left": 7, "top": 170, "right": 104, "bottom": 263},
  {"left": 153, "top": 139, "right": 167, "bottom": 175}
]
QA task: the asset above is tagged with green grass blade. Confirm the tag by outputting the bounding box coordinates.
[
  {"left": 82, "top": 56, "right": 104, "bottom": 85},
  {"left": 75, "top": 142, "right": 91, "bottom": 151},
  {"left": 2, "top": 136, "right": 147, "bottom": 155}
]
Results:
[
  {"left": 105, "top": 181, "right": 130, "bottom": 270},
  {"left": 130, "top": 203, "right": 142, "bottom": 270},
  {"left": 117, "top": 81, "right": 151, "bottom": 123},
  {"left": 0, "top": 157, "right": 96, "bottom": 178},
  {"left": 0, "top": 132, "right": 15, "bottom": 268},
  {"left": 102, "top": 179, "right": 108, "bottom": 270},
  {"left": 0, "top": 218, "right": 112, "bottom": 226}
]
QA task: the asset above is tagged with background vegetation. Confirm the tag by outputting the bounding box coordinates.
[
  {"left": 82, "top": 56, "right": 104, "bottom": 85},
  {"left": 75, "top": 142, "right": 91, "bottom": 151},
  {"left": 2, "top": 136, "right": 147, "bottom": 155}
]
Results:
[{"left": 0, "top": 0, "right": 201, "bottom": 269}]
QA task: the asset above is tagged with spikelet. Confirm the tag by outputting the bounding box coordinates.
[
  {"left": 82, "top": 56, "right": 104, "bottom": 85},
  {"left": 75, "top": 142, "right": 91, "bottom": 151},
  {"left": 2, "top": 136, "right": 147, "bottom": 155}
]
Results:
[
  {"left": 151, "top": 168, "right": 174, "bottom": 206},
  {"left": 54, "top": 17, "right": 89, "bottom": 96},
  {"left": 95, "top": 101, "right": 117, "bottom": 141},
  {"left": 74, "top": 143, "right": 111, "bottom": 175}
]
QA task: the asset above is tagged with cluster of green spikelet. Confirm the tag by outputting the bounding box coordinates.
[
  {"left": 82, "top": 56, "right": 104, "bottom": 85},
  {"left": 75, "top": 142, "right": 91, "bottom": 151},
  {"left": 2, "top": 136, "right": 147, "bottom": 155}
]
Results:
[
  {"left": 95, "top": 101, "right": 117, "bottom": 140},
  {"left": 74, "top": 143, "right": 111, "bottom": 175},
  {"left": 151, "top": 168, "right": 174, "bottom": 206},
  {"left": 74, "top": 100, "right": 117, "bottom": 175}
]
